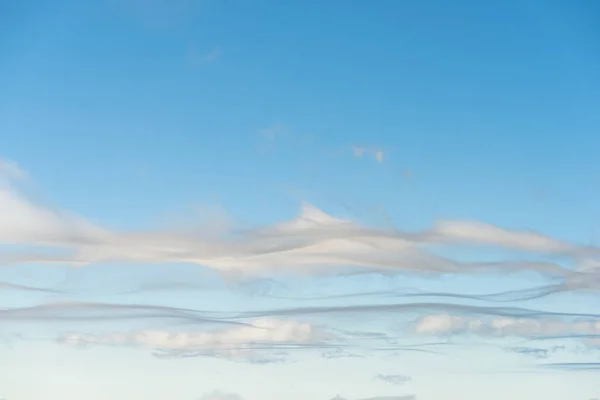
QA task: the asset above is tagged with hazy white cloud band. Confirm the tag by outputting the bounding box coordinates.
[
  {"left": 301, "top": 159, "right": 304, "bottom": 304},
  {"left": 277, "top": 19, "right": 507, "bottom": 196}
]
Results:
[{"left": 1, "top": 160, "right": 599, "bottom": 294}]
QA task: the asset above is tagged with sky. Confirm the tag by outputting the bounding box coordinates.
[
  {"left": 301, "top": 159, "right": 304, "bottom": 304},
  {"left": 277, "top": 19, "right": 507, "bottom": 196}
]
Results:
[{"left": 1, "top": 1, "right": 600, "bottom": 399}]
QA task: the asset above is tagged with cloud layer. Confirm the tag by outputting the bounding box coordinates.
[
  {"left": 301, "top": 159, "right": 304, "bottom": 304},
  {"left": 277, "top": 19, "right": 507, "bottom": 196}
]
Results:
[
  {"left": 59, "top": 317, "right": 334, "bottom": 362},
  {"left": 4, "top": 297, "right": 595, "bottom": 363},
  {"left": 2, "top": 159, "right": 599, "bottom": 298},
  {"left": 3, "top": 158, "right": 600, "bottom": 379},
  {"left": 414, "top": 314, "right": 600, "bottom": 340}
]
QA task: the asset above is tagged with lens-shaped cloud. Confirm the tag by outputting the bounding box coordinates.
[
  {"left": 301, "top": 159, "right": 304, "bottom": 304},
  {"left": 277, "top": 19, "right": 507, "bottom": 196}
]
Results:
[{"left": 2, "top": 162, "right": 599, "bottom": 297}]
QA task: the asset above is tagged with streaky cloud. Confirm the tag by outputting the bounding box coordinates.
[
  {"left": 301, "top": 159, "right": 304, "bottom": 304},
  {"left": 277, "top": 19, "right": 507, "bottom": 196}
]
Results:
[
  {"left": 507, "top": 346, "right": 552, "bottom": 359},
  {"left": 3, "top": 161, "right": 600, "bottom": 295},
  {"left": 262, "top": 282, "right": 566, "bottom": 304},
  {"left": 0, "top": 300, "right": 242, "bottom": 327},
  {"left": 232, "top": 301, "right": 600, "bottom": 321},
  {"left": 0, "top": 280, "right": 64, "bottom": 294},
  {"left": 543, "top": 362, "right": 600, "bottom": 370}
]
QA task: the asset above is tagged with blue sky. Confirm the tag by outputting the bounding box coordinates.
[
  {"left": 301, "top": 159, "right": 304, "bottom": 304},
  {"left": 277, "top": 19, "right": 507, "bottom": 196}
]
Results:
[{"left": 1, "top": 1, "right": 600, "bottom": 399}]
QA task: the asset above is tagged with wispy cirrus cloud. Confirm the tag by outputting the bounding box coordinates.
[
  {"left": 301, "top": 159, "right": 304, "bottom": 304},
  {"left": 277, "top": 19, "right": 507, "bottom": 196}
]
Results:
[
  {"left": 226, "top": 301, "right": 600, "bottom": 356},
  {"left": 1, "top": 158, "right": 600, "bottom": 300},
  {"left": 0, "top": 300, "right": 234, "bottom": 327},
  {"left": 413, "top": 314, "right": 600, "bottom": 339},
  {"left": 0, "top": 159, "right": 27, "bottom": 181},
  {"left": 0, "top": 280, "right": 63, "bottom": 294},
  {"left": 10, "top": 293, "right": 600, "bottom": 361},
  {"left": 235, "top": 300, "right": 600, "bottom": 323},
  {"left": 30, "top": 299, "right": 432, "bottom": 361},
  {"left": 4, "top": 294, "right": 600, "bottom": 365},
  {"left": 352, "top": 146, "right": 385, "bottom": 163}
]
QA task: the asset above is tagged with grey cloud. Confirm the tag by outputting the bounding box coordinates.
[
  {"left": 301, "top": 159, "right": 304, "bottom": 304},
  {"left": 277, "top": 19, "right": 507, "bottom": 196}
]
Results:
[
  {"left": 321, "top": 348, "right": 364, "bottom": 359},
  {"left": 234, "top": 301, "right": 600, "bottom": 321},
  {"left": 507, "top": 345, "right": 571, "bottom": 359},
  {"left": 154, "top": 348, "right": 290, "bottom": 364},
  {"left": 509, "top": 346, "right": 551, "bottom": 359},
  {"left": 0, "top": 281, "right": 63, "bottom": 294},
  {"left": 262, "top": 283, "right": 565, "bottom": 305},
  {"left": 508, "top": 346, "right": 556, "bottom": 359},
  {"left": 0, "top": 300, "right": 239, "bottom": 327}
]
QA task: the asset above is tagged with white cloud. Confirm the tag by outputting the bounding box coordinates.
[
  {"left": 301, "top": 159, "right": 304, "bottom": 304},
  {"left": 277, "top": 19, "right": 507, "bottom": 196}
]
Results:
[
  {"left": 431, "top": 219, "right": 592, "bottom": 256},
  {"left": 414, "top": 314, "right": 600, "bottom": 338},
  {"left": 58, "top": 318, "right": 335, "bottom": 362},
  {"left": 0, "top": 187, "right": 106, "bottom": 247},
  {"left": 2, "top": 158, "right": 600, "bottom": 292}
]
